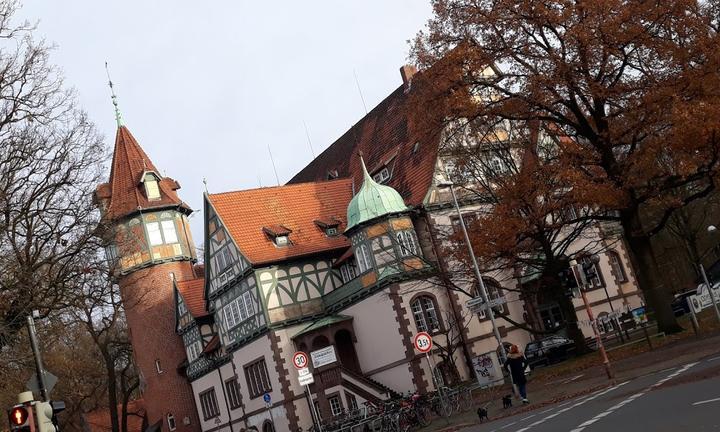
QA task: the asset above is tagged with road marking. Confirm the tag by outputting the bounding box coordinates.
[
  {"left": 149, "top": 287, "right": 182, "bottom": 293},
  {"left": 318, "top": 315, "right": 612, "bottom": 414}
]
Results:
[
  {"left": 707, "top": 355, "right": 720, "bottom": 362},
  {"left": 520, "top": 414, "right": 536, "bottom": 421},
  {"left": 693, "top": 397, "right": 720, "bottom": 406},
  {"left": 569, "top": 362, "right": 698, "bottom": 432},
  {"left": 513, "top": 381, "right": 629, "bottom": 432},
  {"left": 562, "top": 374, "right": 584, "bottom": 384}
]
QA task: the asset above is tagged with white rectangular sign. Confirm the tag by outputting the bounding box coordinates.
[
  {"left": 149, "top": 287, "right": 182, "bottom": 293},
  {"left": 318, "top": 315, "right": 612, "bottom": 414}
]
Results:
[
  {"left": 311, "top": 346, "right": 337, "bottom": 368},
  {"left": 297, "top": 367, "right": 314, "bottom": 385},
  {"left": 695, "top": 282, "right": 720, "bottom": 311}
]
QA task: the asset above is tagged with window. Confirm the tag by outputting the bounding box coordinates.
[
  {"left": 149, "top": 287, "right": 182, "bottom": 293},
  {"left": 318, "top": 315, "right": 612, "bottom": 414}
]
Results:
[
  {"left": 539, "top": 305, "right": 564, "bottom": 330},
  {"left": 199, "top": 389, "right": 220, "bottom": 420},
  {"left": 146, "top": 220, "right": 178, "bottom": 246},
  {"left": 178, "top": 299, "right": 187, "bottom": 316},
  {"left": 580, "top": 256, "right": 604, "bottom": 288},
  {"left": 345, "top": 393, "right": 358, "bottom": 411},
  {"left": 215, "top": 246, "right": 233, "bottom": 272},
  {"left": 225, "top": 378, "right": 242, "bottom": 410},
  {"left": 355, "top": 244, "right": 373, "bottom": 273},
  {"left": 144, "top": 173, "right": 161, "bottom": 200},
  {"left": 411, "top": 296, "right": 441, "bottom": 333},
  {"left": 476, "top": 280, "right": 505, "bottom": 319},
  {"left": 244, "top": 358, "right": 272, "bottom": 399},
  {"left": 396, "top": 231, "right": 418, "bottom": 257},
  {"left": 372, "top": 167, "right": 391, "bottom": 184},
  {"left": 274, "top": 235, "right": 289, "bottom": 247},
  {"left": 326, "top": 227, "right": 338, "bottom": 236},
  {"left": 105, "top": 244, "right": 118, "bottom": 265},
  {"left": 186, "top": 342, "right": 201, "bottom": 362},
  {"left": 262, "top": 421, "right": 275, "bottom": 432},
  {"left": 340, "top": 261, "right": 357, "bottom": 283},
  {"left": 223, "top": 291, "right": 255, "bottom": 329},
  {"left": 155, "top": 359, "right": 163, "bottom": 374},
  {"left": 608, "top": 251, "right": 627, "bottom": 283},
  {"left": 329, "top": 395, "right": 343, "bottom": 417},
  {"left": 167, "top": 414, "right": 176, "bottom": 431},
  {"left": 161, "top": 220, "right": 178, "bottom": 243}
]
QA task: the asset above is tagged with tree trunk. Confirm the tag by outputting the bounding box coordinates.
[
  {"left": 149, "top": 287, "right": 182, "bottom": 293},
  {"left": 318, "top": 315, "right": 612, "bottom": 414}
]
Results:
[
  {"left": 555, "top": 292, "right": 590, "bottom": 354},
  {"left": 620, "top": 211, "right": 683, "bottom": 334},
  {"left": 104, "top": 351, "right": 120, "bottom": 432}
]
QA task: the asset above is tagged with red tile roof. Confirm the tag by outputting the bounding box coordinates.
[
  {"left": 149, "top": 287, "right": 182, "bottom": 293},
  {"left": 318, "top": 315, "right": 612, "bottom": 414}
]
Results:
[
  {"left": 208, "top": 179, "right": 353, "bottom": 265},
  {"left": 83, "top": 400, "right": 145, "bottom": 432},
  {"left": 177, "top": 277, "right": 207, "bottom": 318},
  {"left": 288, "top": 85, "right": 440, "bottom": 207},
  {"left": 96, "top": 126, "right": 191, "bottom": 221}
]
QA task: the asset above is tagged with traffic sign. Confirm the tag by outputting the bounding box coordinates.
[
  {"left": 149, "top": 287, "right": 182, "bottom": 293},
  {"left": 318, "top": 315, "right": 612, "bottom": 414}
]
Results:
[
  {"left": 297, "top": 367, "right": 314, "bottom": 385},
  {"left": 263, "top": 393, "right": 271, "bottom": 404},
  {"left": 292, "top": 351, "right": 309, "bottom": 370},
  {"left": 467, "top": 296, "right": 507, "bottom": 313},
  {"left": 27, "top": 370, "right": 58, "bottom": 396},
  {"left": 311, "top": 346, "right": 337, "bottom": 368},
  {"left": 413, "top": 332, "right": 433, "bottom": 353}
]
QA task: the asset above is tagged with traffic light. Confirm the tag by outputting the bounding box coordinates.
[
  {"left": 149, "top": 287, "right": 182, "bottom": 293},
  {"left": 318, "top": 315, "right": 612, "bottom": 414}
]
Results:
[
  {"left": 8, "top": 405, "right": 34, "bottom": 432},
  {"left": 34, "top": 402, "right": 60, "bottom": 432}
]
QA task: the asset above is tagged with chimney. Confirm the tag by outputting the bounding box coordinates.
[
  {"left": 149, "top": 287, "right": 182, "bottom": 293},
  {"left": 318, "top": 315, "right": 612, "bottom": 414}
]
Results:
[{"left": 400, "top": 65, "right": 418, "bottom": 89}]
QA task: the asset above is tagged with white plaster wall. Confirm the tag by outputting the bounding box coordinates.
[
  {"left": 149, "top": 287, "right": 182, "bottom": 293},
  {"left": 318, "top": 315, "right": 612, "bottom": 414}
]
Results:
[
  {"left": 191, "top": 370, "right": 226, "bottom": 432},
  {"left": 343, "top": 291, "right": 406, "bottom": 372},
  {"left": 231, "top": 335, "right": 280, "bottom": 418},
  {"left": 369, "top": 364, "right": 416, "bottom": 394}
]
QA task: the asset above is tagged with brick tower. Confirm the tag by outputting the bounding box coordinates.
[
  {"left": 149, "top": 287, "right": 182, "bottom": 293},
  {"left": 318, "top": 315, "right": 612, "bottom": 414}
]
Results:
[{"left": 94, "top": 93, "right": 201, "bottom": 432}]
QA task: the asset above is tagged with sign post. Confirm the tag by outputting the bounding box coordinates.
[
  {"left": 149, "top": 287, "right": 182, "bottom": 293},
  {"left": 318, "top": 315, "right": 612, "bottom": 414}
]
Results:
[
  {"left": 414, "top": 332, "right": 448, "bottom": 416},
  {"left": 263, "top": 393, "right": 275, "bottom": 430},
  {"left": 293, "top": 352, "right": 322, "bottom": 432}
]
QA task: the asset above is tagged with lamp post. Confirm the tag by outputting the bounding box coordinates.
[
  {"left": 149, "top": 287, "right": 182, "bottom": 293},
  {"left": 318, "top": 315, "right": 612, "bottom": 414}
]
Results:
[
  {"left": 438, "top": 181, "right": 507, "bottom": 362},
  {"left": 698, "top": 226, "right": 720, "bottom": 322}
]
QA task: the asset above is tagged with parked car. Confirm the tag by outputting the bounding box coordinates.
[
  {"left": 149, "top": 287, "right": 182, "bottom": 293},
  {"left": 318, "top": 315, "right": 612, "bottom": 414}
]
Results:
[
  {"left": 671, "top": 289, "right": 697, "bottom": 316},
  {"left": 524, "top": 335, "right": 576, "bottom": 368}
]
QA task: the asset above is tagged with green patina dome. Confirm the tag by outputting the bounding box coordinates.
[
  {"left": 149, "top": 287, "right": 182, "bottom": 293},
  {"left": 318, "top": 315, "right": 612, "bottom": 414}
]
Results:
[{"left": 346, "top": 156, "right": 408, "bottom": 232}]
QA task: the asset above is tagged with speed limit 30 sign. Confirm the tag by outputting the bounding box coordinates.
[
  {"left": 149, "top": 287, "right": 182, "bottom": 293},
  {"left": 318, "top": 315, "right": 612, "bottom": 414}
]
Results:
[
  {"left": 413, "top": 332, "right": 433, "bottom": 353},
  {"left": 292, "top": 351, "right": 309, "bottom": 369}
]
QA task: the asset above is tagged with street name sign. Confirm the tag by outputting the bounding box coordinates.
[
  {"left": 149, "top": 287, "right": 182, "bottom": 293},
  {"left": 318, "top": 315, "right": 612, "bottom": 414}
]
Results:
[
  {"left": 310, "top": 346, "right": 337, "bottom": 368},
  {"left": 413, "top": 332, "right": 433, "bottom": 353}
]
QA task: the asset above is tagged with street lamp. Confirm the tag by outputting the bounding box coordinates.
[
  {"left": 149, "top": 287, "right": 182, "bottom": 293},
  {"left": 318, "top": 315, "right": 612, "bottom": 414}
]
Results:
[
  {"left": 697, "top": 225, "right": 720, "bottom": 322},
  {"left": 437, "top": 181, "right": 507, "bottom": 362}
]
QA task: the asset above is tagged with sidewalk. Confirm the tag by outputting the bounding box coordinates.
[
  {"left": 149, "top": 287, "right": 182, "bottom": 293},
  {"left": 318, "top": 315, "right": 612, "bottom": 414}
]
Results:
[{"left": 420, "top": 310, "right": 720, "bottom": 432}]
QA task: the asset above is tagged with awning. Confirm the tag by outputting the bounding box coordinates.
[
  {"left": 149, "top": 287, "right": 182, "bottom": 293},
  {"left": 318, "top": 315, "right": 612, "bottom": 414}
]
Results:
[{"left": 292, "top": 315, "right": 352, "bottom": 339}]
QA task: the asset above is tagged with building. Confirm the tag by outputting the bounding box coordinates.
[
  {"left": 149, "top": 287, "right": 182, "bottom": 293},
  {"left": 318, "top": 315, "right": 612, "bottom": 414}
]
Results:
[
  {"left": 97, "top": 65, "right": 644, "bottom": 432},
  {"left": 170, "top": 67, "right": 644, "bottom": 432},
  {"left": 94, "top": 107, "right": 202, "bottom": 432}
]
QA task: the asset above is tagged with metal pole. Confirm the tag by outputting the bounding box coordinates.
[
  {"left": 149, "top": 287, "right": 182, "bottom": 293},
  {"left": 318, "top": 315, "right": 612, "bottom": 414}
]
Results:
[
  {"left": 577, "top": 280, "right": 614, "bottom": 380},
  {"left": 448, "top": 184, "right": 507, "bottom": 363},
  {"left": 698, "top": 263, "right": 720, "bottom": 322},
  {"left": 306, "top": 384, "right": 322, "bottom": 432},
  {"left": 689, "top": 302, "right": 700, "bottom": 336},
  {"left": 26, "top": 315, "right": 49, "bottom": 401}
]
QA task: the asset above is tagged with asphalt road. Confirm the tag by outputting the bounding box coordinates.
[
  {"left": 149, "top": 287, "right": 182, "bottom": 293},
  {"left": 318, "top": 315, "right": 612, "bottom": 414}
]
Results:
[{"left": 469, "top": 353, "right": 720, "bottom": 432}]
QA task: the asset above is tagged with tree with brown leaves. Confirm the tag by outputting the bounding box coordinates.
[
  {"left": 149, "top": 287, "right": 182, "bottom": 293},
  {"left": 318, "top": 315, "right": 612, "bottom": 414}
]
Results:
[{"left": 411, "top": 0, "right": 720, "bottom": 333}]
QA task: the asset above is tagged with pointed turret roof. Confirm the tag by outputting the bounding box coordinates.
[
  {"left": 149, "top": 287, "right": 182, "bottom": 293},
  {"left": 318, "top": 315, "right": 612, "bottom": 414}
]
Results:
[
  {"left": 345, "top": 156, "right": 408, "bottom": 232},
  {"left": 96, "top": 126, "right": 190, "bottom": 221}
]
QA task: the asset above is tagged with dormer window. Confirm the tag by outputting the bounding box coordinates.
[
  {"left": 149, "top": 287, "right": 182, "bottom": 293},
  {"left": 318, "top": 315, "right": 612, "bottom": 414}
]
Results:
[
  {"left": 143, "top": 173, "right": 161, "bottom": 200},
  {"left": 372, "top": 167, "right": 391, "bottom": 184},
  {"left": 263, "top": 225, "right": 292, "bottom": 247},
  {"left": 314, "top": 218, "right": 342, "bottom": 237}
]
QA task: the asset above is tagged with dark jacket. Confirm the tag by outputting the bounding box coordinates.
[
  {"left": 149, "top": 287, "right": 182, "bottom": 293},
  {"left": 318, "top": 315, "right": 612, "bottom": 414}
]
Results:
[{"left": 504, "top": 352, "right": 528, "bottom": 384}]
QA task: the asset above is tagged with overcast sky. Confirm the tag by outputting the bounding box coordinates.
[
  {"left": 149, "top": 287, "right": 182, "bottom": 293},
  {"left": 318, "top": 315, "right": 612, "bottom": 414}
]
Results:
[{"left": 19, "top": 1, "right": 432, "bottom": 241}]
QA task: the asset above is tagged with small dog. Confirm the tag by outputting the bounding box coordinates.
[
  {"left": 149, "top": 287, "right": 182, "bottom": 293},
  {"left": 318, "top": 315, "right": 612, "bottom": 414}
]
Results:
[
  {"left": 502, "top": 394, "right": 513, "bottom": 409},
  {"left": 477, "top": 407, "right": 489, "bottom": 422}
]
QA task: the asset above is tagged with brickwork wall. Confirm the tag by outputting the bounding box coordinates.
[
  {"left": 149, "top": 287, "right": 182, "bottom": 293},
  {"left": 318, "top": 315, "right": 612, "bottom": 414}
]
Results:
[{"left": 120, "top": 261, "right": 201, "bottom": 432}]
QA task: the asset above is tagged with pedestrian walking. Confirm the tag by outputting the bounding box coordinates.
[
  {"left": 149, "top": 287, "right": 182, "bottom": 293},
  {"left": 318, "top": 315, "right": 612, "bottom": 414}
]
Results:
[{"left": 504, "top": 344, "right": 530, "bottom": 404}]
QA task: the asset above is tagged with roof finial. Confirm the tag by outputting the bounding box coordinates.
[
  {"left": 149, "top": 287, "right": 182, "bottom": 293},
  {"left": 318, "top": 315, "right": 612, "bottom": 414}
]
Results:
[
  {"left": 105, "top": 61, "right": 124, "bottom": 128},
  {"left": 202, "top": 177, "right": 209, "bottom": 193},
  {"left": 358, "top": 151, "right": 372, "bottom": 181}
]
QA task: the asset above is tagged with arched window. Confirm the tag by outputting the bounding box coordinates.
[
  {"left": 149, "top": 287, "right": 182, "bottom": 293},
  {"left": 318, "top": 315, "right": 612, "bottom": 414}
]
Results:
[
  {"left": 607, "top": 251, "right": 627, "bottom": 283},
  {"left": 167, "top": 413, "right": 176, "bottom": 431},
  {"left": 262, "top": 420, "right": 275, "bottom": 432},
  {"left": 411, "top": 295, "right": 441, "bottom": 333},
  {"left": 396, "top": 231, "right": 418, "bottom": 257},
  {"left": 355, "top": 244, "right": 373, "bottom": 273}
]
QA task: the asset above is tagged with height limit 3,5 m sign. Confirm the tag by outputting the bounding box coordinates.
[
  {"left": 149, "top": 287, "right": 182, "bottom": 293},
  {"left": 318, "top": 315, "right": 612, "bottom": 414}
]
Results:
[{"left": 413, "top": 332, "right": 433, "bottom": 353}]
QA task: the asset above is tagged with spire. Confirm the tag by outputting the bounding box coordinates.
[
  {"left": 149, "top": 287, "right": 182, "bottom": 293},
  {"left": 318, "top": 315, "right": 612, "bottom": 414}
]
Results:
[
  {"left": 346, "top": 152, "right": 408, "bottom": 232},
  {"left": 105, "top": 62, "right": 124, "bottom": 128}
]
